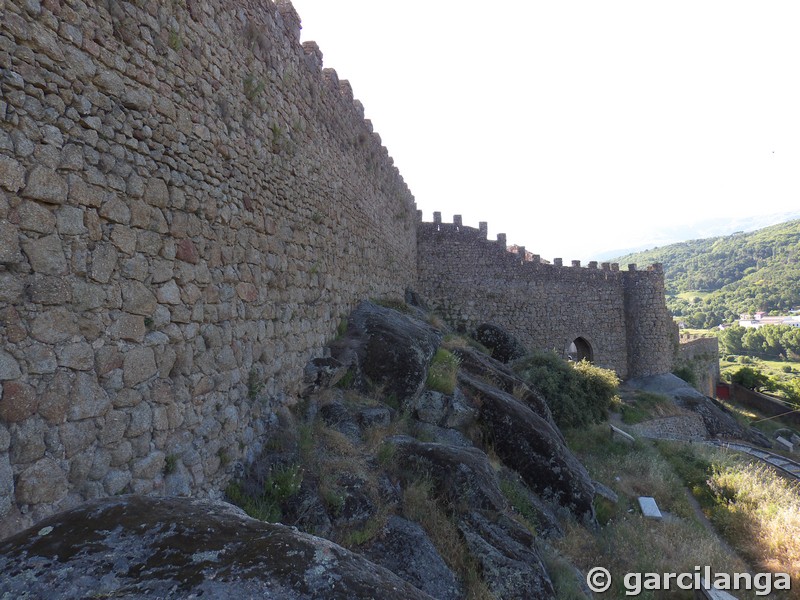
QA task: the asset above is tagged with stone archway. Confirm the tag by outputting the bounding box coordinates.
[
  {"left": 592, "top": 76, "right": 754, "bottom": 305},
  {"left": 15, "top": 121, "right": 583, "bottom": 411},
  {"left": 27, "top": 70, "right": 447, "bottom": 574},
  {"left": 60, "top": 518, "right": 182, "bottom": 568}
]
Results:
[{"left": 566, "top": 337, "right": 593, "bottom": 362}]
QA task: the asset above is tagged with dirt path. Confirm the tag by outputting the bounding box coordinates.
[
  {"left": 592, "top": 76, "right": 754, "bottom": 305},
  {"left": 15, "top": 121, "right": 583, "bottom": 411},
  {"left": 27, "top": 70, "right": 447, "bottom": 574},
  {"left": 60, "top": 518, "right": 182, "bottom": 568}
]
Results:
[{"left": 682, "top": 487, "right": 740, "bottom": 559}]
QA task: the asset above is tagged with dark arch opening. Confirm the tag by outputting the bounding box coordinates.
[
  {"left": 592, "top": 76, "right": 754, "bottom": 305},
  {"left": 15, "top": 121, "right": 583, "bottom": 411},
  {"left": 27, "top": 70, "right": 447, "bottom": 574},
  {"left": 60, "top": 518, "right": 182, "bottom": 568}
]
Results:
[{"left": 566, "top": 337, "right": 593, "bottom": 362}]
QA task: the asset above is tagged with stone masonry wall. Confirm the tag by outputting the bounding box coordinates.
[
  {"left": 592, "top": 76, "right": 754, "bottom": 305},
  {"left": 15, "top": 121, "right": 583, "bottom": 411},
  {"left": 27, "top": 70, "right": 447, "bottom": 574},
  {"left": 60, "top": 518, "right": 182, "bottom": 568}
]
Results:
[
  {"left": 676, "top": 336, "right": 720, "bottom": 397},
  {"left": 417, "top": 214, "right": 677, "bottom": 379},
  {"left": 0, "top": 0, "right": 417, "bottom": 537}
]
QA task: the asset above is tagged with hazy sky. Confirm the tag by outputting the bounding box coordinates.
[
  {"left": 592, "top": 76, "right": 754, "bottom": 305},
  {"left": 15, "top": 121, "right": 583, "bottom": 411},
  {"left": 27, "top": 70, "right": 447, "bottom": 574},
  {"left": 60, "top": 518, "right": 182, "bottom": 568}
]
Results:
[{"left": 290, "top": 1, "right": 800, "bottom": 261}]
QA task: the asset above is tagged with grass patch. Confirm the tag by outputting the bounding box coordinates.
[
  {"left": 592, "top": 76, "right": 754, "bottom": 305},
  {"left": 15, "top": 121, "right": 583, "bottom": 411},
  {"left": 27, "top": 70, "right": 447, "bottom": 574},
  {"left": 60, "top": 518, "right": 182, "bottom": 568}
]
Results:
[
  {"left": 403, "top": 478, "right": 493, "bottom": 600},
  {"left": 335, "top": 317, "right": 348, "bottom": 338},
  {"left": 656, "top": 441, "right": 718, "bottom": 510},
  {"left": 593, "top": 495, "right": 617, "bottom": 526},
  {"left": 499, "top": 478, "right": 538, "bottom": 535},
  {"left": 297, "top": 422, "right": 314, "bottom": 462},
  {"left": 706, "top": 455, "right": 800, "bottom": 587},
  {"left": 334, "top": 368, "right": 355, "bottom": 389},
  {"left": 556, "top": 516, "right": 754, "bottom": 599},
  {"left": 167, "top": 28, "right": 182, "bottom": 51},
  {"left": 555, "top": 429, "right": 764, "bottom": 597},
  {"left": 426, "top": 348, "right": 461, "bottom": 395},
  {"left": 341, "top": 513, "right": 386, "bottom": 548},
  {"left": 247, "top": 367, "right": 263, "bottom": 400},
  {"left": 654, "top": 442, "right": 800, "bottom": 594},
  {"left": 441, "top": 333, "right": 492, "bottom": 356},
  {"left": 376, "top": 441, "right": 395, "bottom": 467},
  {"left": 540, "top": 544, "right": 591, "bottom": 599},
  {"left": 619, "top": 390, "right": 682, "bottom": 425},
  {"left": 372, "top": 297, "right": 413, "bottom": 314},
  {"left": 564, "top": 424, "right": 692, "bottom": 519},
  {"left": 243, "top": 73, "right": 265, "bottom": 102},
  {"left": 225, "top": 463, "right": 303, "bottom": 522}
]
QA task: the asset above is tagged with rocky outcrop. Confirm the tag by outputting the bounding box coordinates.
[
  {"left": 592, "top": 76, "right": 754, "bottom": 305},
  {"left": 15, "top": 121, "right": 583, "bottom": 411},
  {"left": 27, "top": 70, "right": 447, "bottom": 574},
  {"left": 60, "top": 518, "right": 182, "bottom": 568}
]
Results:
[
  {"left": 363, "top": 516, "right": 463, "bottom": 600},
  {"left": 459, "top": 373, "right": 596, "bottom": 523},
  {"left": 331, "top": 301, "right": 442, "bottom": 405},
  {"left": 390, "top": 436, "right": 508, "bottom": 512},
  {"left": 459, "top": 511, "right": 553, "bottom": 600},
  {"left": 624, "top": 374, "right": 771, "bottom": 447},
  {"left": 473, "top": 323, "right": 527, "bottom": 363},
  {"left": 0, "top": 496, "right": 436, "bottom": 600},
  {"left": 389, "top": 436, "right": 556, "bottom": 598},
  {"left": 453, "top": 346, "right": 556, "bottom": 428}
]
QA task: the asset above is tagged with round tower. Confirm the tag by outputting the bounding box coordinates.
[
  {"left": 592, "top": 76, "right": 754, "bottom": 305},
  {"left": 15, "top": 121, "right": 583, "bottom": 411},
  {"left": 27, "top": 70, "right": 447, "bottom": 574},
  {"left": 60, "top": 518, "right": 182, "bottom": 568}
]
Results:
[{"left": 622, "top": 264, "right": 678, "bottom": 378}]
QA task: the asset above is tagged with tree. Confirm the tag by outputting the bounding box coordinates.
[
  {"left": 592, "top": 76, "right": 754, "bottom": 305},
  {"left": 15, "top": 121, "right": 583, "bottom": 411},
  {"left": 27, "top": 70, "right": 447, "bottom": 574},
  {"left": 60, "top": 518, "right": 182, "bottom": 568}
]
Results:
[
  {"left": 730, "top": 366, "right": 772, "bottom": 392},
  {"left": 718, "top": 325, "right": 744, "bottom": 355}
]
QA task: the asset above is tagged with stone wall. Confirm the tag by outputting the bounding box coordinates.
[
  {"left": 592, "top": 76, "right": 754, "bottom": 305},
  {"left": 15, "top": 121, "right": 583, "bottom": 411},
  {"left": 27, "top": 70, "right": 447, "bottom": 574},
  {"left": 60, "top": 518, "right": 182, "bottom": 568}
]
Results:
[
  {"left": 676, "top": 336, "right": 720, "bottom": 397},
  {"left": 0, "top": 0, "right": 417, "bottom": 537},
  {"left": 728, "top": 383, "right": 800, "bottom": 427},
  {"left": 417, "top": 214, "right": 677, "bottom": 378}
]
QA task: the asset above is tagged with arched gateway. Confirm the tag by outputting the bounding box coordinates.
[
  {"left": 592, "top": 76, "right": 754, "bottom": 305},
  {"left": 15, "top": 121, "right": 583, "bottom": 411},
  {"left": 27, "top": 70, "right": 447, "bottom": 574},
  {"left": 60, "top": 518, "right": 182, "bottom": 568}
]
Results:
[{"left": 567, "top": 337, "right": 593, "bottom": 362}]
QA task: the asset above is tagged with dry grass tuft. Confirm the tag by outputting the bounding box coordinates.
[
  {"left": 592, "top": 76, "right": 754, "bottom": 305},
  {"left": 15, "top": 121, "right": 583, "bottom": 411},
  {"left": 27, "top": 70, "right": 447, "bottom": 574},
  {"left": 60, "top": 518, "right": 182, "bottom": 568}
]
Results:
[
  {"left": 557, "top": 425, "right": 790, "bottom": 599},
  {"left": 403, "top": 479, "right": 493, "bottom": 600},
  {"left": 708, "top": 456, "right": 800, "bottom": 585}
]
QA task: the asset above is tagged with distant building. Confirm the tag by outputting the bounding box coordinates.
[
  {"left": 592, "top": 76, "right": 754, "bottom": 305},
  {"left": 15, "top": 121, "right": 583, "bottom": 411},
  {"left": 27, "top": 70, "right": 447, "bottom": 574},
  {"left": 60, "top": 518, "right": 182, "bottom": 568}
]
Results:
[{"left": 738, "top": 315, "right": 800, "bottom": 329}]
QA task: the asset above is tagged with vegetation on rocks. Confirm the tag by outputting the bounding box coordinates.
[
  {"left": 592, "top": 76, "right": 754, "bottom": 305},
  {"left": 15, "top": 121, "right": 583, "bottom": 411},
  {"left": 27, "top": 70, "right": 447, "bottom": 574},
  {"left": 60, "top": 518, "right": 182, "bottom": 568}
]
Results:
[
  {"left": 426, "top": 348, "right": 461, "bottom": 395},
  {"left": 514, "top": 351, "right": 620, "bottom": 428},
  {"left": 223, "top": 302, "right": 597, "bottom": 597},
  {"left": 10, "top": 297, "right": 795, "bottom": 598}
]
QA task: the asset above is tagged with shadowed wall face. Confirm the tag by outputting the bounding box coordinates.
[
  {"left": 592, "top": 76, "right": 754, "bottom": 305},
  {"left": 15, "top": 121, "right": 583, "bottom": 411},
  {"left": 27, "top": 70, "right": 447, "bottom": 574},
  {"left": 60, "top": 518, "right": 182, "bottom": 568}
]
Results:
[{"left": 0, "top": 0, "right": 416, "bottom": 538}]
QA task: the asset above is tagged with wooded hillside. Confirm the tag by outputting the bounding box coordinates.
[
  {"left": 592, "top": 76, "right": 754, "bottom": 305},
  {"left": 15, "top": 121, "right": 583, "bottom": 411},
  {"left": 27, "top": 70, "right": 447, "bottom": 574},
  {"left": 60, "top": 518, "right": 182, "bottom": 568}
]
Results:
[{"left": 612, "top": 220, "right": 800, "bottom": 327}]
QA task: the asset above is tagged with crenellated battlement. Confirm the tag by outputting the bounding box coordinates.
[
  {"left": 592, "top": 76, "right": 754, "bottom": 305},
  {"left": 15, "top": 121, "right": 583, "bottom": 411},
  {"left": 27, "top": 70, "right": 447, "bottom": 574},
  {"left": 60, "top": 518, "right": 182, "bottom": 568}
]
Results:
[
  {"left": 417, "top": 213, "right": 676, "bottom": 380},
  {"left": 417, "top": 213, "right": 664, "bottom": 277}
]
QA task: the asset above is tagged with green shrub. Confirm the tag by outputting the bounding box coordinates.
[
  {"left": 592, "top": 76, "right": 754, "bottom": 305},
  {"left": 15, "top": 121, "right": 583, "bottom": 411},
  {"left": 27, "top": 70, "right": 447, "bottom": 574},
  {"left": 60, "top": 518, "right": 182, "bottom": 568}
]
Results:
[
  {"left": 672, "top": 365, "right": 697, "bottom": 386},
  {"left": 514, "top": 352, "right": 619, "bottom": 428},
  {"left": 376, "top": 442, "right": 395, "bottom": 467},
  {"left": 243, "top": 74, "right": 265, "bottom": 102},
  {"left": 730, "top": 366, "right": 772, "bottom": 391},
  {"left": 163, "top": 454, "right": 178, "bottom": 475},
  {"left": 541, "top": 545, "right": 591, "bottom": 600},
  {"left": 573, "top": 360, "right": 620, "bottom": 406},
  {"left": 225, "top": 463, "right": 303, "bottom": 522},
  {"left": 335, "top": 368, "right": 355, "bottom": 389},
  {"left": 426, "top": 348, "right": 460, "bottom": 395},
  {"left": 247, "top": 368, "right": 263, "bottom": 400}
]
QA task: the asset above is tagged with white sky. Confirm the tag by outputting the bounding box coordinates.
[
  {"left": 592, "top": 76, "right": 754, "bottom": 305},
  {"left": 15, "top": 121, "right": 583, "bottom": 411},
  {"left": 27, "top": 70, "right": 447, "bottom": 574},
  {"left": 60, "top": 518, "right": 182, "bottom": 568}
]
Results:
[{"left": 290, "top": 1, "right": 800, "bottom": 261}]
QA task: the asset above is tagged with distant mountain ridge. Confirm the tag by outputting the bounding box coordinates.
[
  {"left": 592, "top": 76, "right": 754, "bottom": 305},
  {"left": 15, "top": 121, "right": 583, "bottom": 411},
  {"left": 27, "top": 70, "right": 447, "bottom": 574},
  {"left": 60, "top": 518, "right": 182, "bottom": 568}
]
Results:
[
  {"left": 594, "top": 209, "right": 800, "bottom": 261},
  {"left": 610, "top": 219, "right": 800, "bottom": 328}
]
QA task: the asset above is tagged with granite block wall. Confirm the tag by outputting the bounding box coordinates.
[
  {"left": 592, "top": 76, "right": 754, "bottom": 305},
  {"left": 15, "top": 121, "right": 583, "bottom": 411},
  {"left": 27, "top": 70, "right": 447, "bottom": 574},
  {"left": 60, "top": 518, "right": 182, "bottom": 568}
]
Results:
[{"left": 0, "top": 0, "right": 417, "bottom": 537}]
